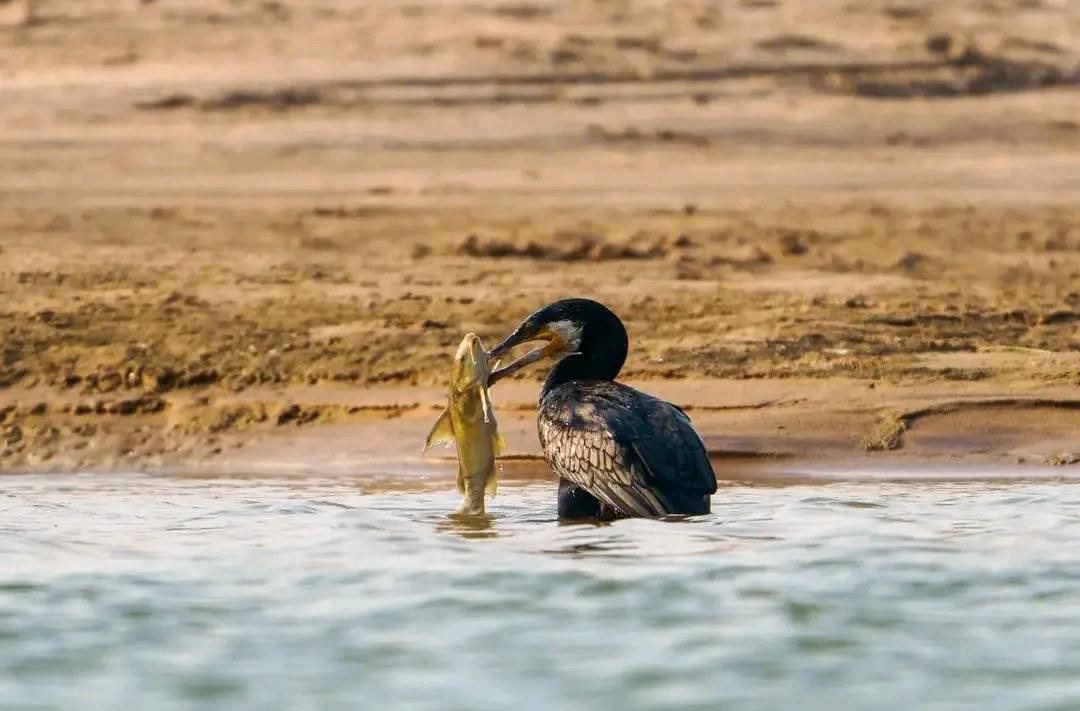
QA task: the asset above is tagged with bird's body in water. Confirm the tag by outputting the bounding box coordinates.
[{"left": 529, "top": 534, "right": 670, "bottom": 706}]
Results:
[{"left": 489, "top": 299, "right": 717, "bottom": 519}]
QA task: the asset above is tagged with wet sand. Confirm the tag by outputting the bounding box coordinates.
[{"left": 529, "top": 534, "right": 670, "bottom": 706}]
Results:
[{"left": 1, "top": 0, "right": 1078, "bottom": 476}]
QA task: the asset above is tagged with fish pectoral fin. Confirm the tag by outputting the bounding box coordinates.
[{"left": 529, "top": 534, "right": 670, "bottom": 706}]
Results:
[
  {"left": 421, "top": 409, "right": 455, "bottom": 455},
  {"left": 486, "top": 430, "right": 504, "bottom": 499},
  {"left": 480, "top": 387, "right": 495, "bottom": 425}
]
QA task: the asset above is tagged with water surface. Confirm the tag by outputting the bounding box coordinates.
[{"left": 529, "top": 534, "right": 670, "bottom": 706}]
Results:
[{"left": 3, "top": 472, "right": 1080, "bottom": 710}]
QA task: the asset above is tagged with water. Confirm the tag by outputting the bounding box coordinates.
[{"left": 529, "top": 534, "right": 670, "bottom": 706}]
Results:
[{"left": 3, "top": 472, "right": 1080, "bottom": 711}]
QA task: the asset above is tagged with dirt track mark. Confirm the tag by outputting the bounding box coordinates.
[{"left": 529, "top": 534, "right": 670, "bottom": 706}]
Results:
[{"left": 863, "top": 398, "right": 1080, "bottom": 452}]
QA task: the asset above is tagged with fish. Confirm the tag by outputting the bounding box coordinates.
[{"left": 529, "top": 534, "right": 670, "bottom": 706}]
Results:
[{"left": 422, "top": 332, "right": 505, "bottom": 516}]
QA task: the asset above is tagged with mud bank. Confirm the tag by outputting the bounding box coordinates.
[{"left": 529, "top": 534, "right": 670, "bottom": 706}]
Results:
[{"left": 1, "top": 0, "right": 1078, "bottom": 475}]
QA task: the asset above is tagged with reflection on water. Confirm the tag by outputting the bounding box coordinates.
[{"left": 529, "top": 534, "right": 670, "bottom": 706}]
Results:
[
  {"left": 436, "top": 512, "right": 498, "bottom": 539},
  {"left": 3, "top": 473, "right": 1080, "bottom": 710}
]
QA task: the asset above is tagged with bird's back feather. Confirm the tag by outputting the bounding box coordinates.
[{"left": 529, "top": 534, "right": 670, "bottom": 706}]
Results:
[{"left": 538, "top": 381, "right": 717, "bottom": 518}]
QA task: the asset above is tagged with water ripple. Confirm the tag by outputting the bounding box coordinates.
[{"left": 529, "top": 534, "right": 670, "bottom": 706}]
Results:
[{"left": 2, "top": 474, "right": 1080, "bottom": 709}]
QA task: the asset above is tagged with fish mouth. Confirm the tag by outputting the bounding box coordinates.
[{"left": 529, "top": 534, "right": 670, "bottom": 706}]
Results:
[
  {"left": 454, "top": 333, "right": 486, "bottom": 366},
  {"left": 451, "top": 333, "right": 491, "bottom": 393},
  {"left": 487, "top": 326, "right": 564, "bottom": 385}
]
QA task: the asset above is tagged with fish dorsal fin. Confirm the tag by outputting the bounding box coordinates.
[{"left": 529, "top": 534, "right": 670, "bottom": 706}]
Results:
[{"left": 421, "top": 408, "right": 455, "bottom": 455}]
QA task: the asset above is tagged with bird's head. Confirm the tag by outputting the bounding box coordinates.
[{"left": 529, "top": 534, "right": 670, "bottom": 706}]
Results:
[{"left": 487, "top": 298, "right": 627, "bottom": 387}]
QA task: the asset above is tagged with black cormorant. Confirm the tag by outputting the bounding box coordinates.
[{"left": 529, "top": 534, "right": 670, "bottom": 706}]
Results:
[{"left": 488, "top": 298, "right": 717, "bottom": 520}]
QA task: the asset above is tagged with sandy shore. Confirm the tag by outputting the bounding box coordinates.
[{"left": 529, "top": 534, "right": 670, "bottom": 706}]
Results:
[{"left": 1, "top": 0, "right": 1078, "bottom": 477}]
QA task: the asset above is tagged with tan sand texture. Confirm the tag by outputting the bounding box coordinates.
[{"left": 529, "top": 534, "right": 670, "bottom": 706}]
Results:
[{"left": 1, "top": 0, "right": 1078, "bottom": 478}]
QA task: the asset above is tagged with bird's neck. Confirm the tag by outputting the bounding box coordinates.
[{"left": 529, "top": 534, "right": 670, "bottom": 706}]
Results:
[{"left": 541, "top": 333, "right": 628, "bottom": 397}]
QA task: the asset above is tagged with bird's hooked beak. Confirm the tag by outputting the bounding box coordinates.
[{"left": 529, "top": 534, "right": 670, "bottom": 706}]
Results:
[{"left": 487, "top": 324, "right": 566, "bottom": 386}]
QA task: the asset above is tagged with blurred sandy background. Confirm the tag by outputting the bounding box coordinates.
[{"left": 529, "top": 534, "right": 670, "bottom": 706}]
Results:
[{"left": 0, "top": 0, "right": 1078, "bottom": 474}]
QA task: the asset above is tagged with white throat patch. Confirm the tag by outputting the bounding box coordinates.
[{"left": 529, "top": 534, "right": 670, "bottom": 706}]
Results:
[{"left": 549, "top": 319, "right": 583, "bottom": 354}]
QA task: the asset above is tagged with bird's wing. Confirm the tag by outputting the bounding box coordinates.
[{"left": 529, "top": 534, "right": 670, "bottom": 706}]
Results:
[
  {"left": 539, "top": 382, "right": 716, "bottom": 517},
  {"left": 633, "top": 390, "right": 718, "bottom": 499}
]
